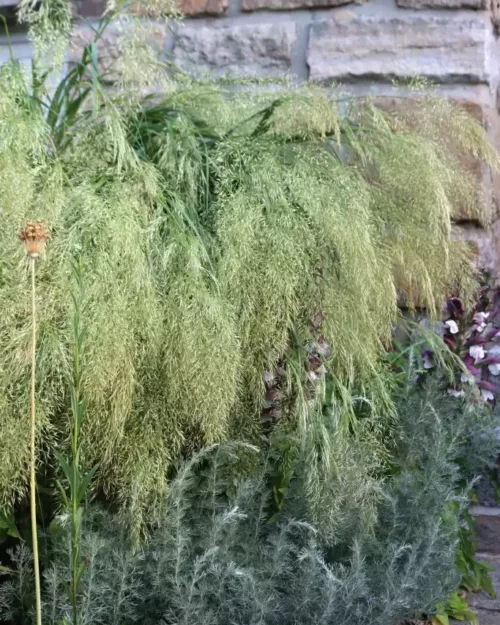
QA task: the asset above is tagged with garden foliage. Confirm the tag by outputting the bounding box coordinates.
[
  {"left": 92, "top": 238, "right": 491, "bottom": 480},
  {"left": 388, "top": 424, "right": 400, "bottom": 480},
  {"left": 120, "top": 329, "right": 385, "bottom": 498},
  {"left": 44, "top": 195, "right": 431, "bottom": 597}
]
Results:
[
  {"left": 2, "top": 375, "right": 500, "bottom": 625},
  {"left": 0, "top": 5, "right": 500, "bottom": 623},
  {"left": 0, "top": 19, "right": 497, "bottom": 530}
]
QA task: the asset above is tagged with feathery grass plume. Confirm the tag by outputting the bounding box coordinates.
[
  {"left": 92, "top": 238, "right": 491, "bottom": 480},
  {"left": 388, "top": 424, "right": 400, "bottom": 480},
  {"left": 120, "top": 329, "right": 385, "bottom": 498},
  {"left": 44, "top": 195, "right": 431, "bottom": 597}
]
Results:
[
  {"left": 0, "top": 24, "right": 498, "bottom": 533},
  {"left": 18, "top": 0, "right": 72, "bottom": 66}
]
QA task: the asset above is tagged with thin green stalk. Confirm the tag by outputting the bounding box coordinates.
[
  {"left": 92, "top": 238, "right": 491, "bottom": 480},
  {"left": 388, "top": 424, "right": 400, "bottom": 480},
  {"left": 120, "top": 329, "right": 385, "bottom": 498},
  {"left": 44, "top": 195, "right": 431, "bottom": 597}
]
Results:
[
  {"left": 55, "top": 260, "right": 97, "bottom": 625},
  {"left": 30, "top": 256, "right": 42, "bottom": 625},
  {"left": 70, "top": 276, "right": 83, "bottom": 625}
]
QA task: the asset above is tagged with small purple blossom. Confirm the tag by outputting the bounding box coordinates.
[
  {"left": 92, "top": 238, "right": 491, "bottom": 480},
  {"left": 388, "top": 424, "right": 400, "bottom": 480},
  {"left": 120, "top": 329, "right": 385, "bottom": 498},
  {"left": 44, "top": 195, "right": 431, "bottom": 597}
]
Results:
[
  {"left": 445, "top": 320, "right": 459, "bottom": 334},
  {"left": 489, "top": 363, "right": 500, "bottom": 376},
  {"left": 482, "top": 389, "right": 495, "bottom": 402},
  {"left": 469, "top": 345, "right": 486, "bottom": 363}
]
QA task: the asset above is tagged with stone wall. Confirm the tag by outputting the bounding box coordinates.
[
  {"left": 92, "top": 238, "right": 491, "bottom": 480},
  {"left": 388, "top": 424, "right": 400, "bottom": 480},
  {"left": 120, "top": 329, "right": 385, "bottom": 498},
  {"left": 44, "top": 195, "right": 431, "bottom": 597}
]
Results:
[{"left": 2, "top": 0, "right": 500, "bottom": 270}]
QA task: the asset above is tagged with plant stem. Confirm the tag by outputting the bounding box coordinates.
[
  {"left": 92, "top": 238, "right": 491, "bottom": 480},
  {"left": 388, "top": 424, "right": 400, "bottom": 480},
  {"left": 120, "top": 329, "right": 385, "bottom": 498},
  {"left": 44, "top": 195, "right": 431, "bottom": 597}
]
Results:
[
  {"left": 30, "top": 256, "right": 42, "bottom": 625},
  {"left": 71, "top": 317, "right": 81, "bottom": 625}
]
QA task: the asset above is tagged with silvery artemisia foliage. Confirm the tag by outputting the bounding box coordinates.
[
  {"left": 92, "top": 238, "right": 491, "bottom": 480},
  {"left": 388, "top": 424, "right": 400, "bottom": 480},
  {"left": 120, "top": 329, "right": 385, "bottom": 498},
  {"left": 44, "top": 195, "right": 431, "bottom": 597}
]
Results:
[{"left": 2, "top": 380, "right": 497, "bottom": 625}]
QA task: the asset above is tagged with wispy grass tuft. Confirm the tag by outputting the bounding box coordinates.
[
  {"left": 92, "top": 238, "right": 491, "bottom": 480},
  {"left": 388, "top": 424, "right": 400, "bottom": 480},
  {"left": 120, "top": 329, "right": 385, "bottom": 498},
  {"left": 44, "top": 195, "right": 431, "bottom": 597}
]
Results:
[{"left": 0, "top": 34, "right": 497, "bottom": 532}]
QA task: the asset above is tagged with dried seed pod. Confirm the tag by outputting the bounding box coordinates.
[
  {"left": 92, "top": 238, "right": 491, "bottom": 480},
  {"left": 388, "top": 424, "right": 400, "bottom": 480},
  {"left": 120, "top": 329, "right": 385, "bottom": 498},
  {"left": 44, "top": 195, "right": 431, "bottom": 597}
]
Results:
[{"left": 19, "top": 220, "right": 49, "bottom": 258}]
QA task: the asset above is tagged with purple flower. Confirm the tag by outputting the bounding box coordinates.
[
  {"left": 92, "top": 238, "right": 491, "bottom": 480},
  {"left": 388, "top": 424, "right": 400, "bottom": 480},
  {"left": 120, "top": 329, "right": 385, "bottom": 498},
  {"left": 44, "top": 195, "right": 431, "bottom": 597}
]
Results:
[
  {"left": 444, "top": 320, "right": 459, "bottom": 334},
  {"left": 469, "top": 345, "right": 486, "bottom": 362},
  {"left": 477, "top": 356, "right": 500, "bottom": 367},
  {"left": 477, "top": 380, "right": 496, "bottom": 402},
  {"left": 466, "top": 335, "right": 489, "bottom": 346},
  {"left": 482, "top": 389, "right": 495, "bottom": 402},
  {"left": 489, "top": 363, "right": 500, "bottom": 376},
  {"left": 444, "top": 337, "right": 456, "bottom": 350},
  {"left": 473, "top": 311, "right": 489, "bottom": 333},
  {"left": 464, "top": 362, "right": 480, "bottom": 376},
  {"left": 477, "top": 379, "right": 496, "bottom": 391},
  {"left": 445, "top": 297, "right": 464, "bottom": 319}
]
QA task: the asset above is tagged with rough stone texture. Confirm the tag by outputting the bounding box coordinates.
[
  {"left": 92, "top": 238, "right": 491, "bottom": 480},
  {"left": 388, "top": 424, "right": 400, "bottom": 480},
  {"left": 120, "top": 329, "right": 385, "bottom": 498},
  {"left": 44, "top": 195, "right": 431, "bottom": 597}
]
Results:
[
  {"left": 396, "top": 0, "right": 486, "bottom": 8},
  {"left": 465, "top": 517, "right": 500, "bottom": 624},
  {"left": 131, "top": 0, "right": 228, "bottom": 16},
  {"left": 475, "top": 516, "right": 500, "bottom": 555},
  {"left": 181, "top": 0, "right": 228, "bottom": 16},
  {"left": 456, "top": 222, "right": 500, "bottom": 275},
  {"left": 467, "top": 553, "right": 500, "bottom": 611},
  {"left": 69, "top": 22, "right": 170, "bottom": 74},
  {"left": 174, "top": 23, "right": 297, "bottom": 77},
  {"left": 492, "top": 0, "right": 500, "bottom": 29},
  {"left": 470, "top": 609, "right": 500, "bottom": 625},
  {"left": 242, "top": 0, "right": 360, "bottom": 12},
  {"left": 74, "top": 0, "right": 228, "bottom": 19},
  {"left": 452, "top": 100, "right": 500, "bottom": 225},
  {"left": 475, "top": 474, "right": 500, "bottom": 508},
  {"left": 308, "top": 14, "right": 492, "bottom": 84},
  {"left": 0, "top": 0, "right": 17, "bottom": 21},
  {"left": 73, "top": 0, "right": 106, "bottom": 17}
]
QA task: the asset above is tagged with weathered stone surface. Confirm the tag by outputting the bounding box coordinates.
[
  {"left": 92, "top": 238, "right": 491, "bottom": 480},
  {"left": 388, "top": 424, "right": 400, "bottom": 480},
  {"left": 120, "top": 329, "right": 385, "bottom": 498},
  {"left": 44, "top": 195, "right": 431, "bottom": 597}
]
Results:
[
  {"left": 455, "top": 222, "right": 500, "bottom": 275},
  {"left": 397, "top": 0, "right": 486, "bottom": 8},
  {"left": 449, "top": 100, "right": 496, "bottom": 224},
  {"left": 308, "top": 15, "right": 492, "bottom": 84},
  {"left": 69, "top": 22, "right": 170, "bottom": 73},
  {"left": 242, "top": 0, "right": 360, "bottom": 12},
  {"left": 467, "top": 553, "right": 500, "bottom": 613},
  {"left": 492, "top": 0, "right": 500, "bottom": 29},
  {"left": 0, "top": 0, "right": 17, "bottom": 21},
  {"left": 73, "top": 0, "right": 106, "bottom": 17},
  {"left": 74, "top": 0, "right": 227, "bottom": 20},
  {"left": 174, "top": 23, "right": 297, "bottom": 78},
  {"left": 475, "top": 516, "right": 500, "bottom": 555},
  {"left": 468, "top": 609, "right": 500, "bottom": 625},
  {"left": 131, "top": 0, "right": 228, "bottom": 16},
  {"left": 181, "top": 0, "right": 228, "bottom": 15}
]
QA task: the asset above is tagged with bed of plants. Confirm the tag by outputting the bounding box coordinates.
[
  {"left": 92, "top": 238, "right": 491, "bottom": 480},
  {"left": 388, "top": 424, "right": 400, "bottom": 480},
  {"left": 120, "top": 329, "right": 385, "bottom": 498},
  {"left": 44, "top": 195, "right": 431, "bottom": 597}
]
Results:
[{"left": 1, "top": 1, "right": 500, "bottom": 624}]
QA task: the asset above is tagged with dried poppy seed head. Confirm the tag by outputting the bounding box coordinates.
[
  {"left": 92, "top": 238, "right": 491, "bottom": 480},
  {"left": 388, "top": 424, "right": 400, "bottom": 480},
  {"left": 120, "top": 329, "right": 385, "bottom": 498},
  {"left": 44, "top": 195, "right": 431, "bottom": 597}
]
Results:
[{"left": 19, "top": 220, "right": 50, "bottom": 259}]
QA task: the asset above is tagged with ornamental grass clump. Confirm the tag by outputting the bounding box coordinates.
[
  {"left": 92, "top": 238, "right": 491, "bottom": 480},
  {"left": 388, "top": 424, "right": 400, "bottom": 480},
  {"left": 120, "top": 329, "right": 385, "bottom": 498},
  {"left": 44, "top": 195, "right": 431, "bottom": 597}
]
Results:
[{"left": 0, "top": 12, "right": 499, "bottom": 538}]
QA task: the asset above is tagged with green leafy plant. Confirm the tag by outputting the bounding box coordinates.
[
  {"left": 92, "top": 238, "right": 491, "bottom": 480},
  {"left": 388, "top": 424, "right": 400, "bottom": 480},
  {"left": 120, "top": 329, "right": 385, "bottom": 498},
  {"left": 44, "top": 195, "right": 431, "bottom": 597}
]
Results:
[
  {"left": 1, "top": 9, "right": 500, "bottom": 624},
  {"left": 0, "top": 372, "right": 488, "bottom": 625},
  {"left": 433, "top": 590, "right": 478, "bottom": 625},
  {"left": 0, "top": 33, "right": 496, "bottom": 534},
  {"left": 389, "top": 325, "right": 500, "bottom": 625},
  {"left": 53, "top": 260, "right": 97, "bottom": 625},
  {"left": 458, "top": 509, "right": 496, "bottom": 597}
]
